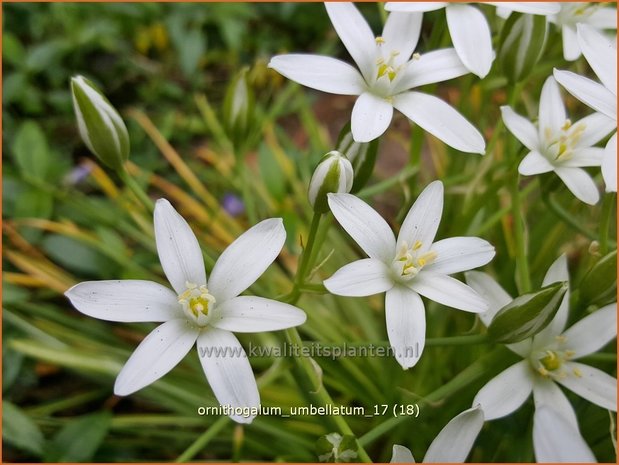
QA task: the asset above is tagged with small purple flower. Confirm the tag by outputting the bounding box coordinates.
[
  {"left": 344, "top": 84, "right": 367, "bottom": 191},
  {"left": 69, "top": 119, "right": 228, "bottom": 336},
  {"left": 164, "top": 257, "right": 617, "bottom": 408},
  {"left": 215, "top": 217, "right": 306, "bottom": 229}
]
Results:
[{"left": 222, "top": 193, "right": 245, "bottom": 217}]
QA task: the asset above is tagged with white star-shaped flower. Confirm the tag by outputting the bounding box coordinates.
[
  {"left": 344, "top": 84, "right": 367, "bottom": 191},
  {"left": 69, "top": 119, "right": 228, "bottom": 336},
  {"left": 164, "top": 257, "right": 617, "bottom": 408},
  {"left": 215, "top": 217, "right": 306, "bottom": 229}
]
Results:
[
  {"left": 554, "top": 24, "right": 617, "bottom": 193},
  {"left": 324, "top": 181, "right": 495, "bottom": 369},
  {"left": 501, "top": 74, "right": 615, "bottom": 204},
  {"left": 66, "top": 199, "right": 306, "bottom": 423},
  {"left": 268, "top": 2, "right": 485, "bottom": 152},
  {"left": 385, "top": 2, "right": 559, "bottom": 78},
  {"left": 466, "top": 255, "right": 616, "bottom": 460}
]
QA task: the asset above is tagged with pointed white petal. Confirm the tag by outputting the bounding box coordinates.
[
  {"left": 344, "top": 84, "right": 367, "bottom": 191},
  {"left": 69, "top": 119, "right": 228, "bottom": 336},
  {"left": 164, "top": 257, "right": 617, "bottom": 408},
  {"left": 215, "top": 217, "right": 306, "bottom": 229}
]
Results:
[
  {"left": 351, "top": 92, "right": 394, "bottom": 142},
  {"left": 396, "top": 180, "right": 443, "bottom": 253},
  {"left": 424, "top": 236, "right": 495, "bottom": 275},
  {"left": 385, "top": 285, "right": 425, "bottom": 369},
  {"left": 65, "top": 280, "right": 179, "bottom": 322},
  {"left": 539, "top": 76, "right": 567, "bottom": 138},
  {"left": 603, "top": 133, "right": 617, "bottom": 192},
  {"left": 327, "top": 193, "right": 396, "bottom": 262},
  {"left": 534, "top": 255, "right": 570, "bottom": 345},
  {"left": 394, "top": 92, "right": 485, "bottom": 154},
  {"left": 197, "top": 328, "right": 260, "bottom": 423},
  {"left": 114, "top": 319, "right": 198, "bottom": 395},
  {"left": 395, "top": 49, "right": 469, "bottom": 92},
  {"left": 533, "top": 407, "right": 595, "bottom": 463},
  {"left": 423, "top": 405, "right": 484, "bottom": 463},
  {"left": 563, "top": 303, "right": 617, "bottom": 359},
  {"left": 587, "top": 8, "right": 618, "bottom": 29},
  {"left": 473, "top": 360, "right": 534, "bottom": 420},
  {"left": 500, "top": 106, "right": 540, "bottom": 152},
  {"left": 154, "top": 199, "right": 207, "bottom": 295},
  {"left": 382, "top": 11, "right": 423, "bottom": 62},
  {"left": 577, "top": 24, "right": 617, "bottom": 95},
  {"left": 562, "top": 148, "right": 604, "bottom": 168},
  {"left": 445, "top": 4, "right": 493, "bottom": 78},
  {"left": 409, "top": 272, "right": 488, "bottom": 313},
  {"left": 464, "top": 271, "right": 512, "bottom": 326},
  {"left": 325, "top": 2, "right": 377, "bottom": 80},
  {"left": 519, "top": 151, "right": 554, "bottom": 175},
  {"left": 385, "top": 2, "right": 447, "bottom": 13},
  {"left": 572, "top": 112, "right": 616, "bottom": 148},
  {"left": 533, "top": 377, "right": 578, "bottom": 429},
  {"left": 268, "top": 55, "right": 365, "bottom": 95},
  {"left": 212, "top": 296, "right": 306, "bottom": 333},
  {"left": 555, "top": 166, "right": 600, "bottom": 205},
  {"left": 558, "top": 362, "right": 617, "bottom": 410},
  {"left": 490, "top": 2, "right": 559, "bottom": 15},
  {"left": 324, "top": 258, "right": 394, "bottom": 297},
  {"left": 390, "top": 444, "right": 415, "bottom": 463},
  {"left": 553, "top": 69, "right": 617, "bottom": 120},
  {"left": 562, "top": 25, "right": 581, "bottom": 61},
  {"left": 208, "top": 218, "right": 286, "bottom": 302}
]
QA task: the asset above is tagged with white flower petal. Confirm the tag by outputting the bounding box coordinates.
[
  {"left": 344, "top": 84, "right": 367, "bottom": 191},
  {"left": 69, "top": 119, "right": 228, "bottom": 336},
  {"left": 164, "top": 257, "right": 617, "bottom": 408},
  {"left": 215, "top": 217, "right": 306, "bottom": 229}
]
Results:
[
  {"left": 351, "top": 92, "right": 394, "bottom": 143},
  {"left": 473, "top": 360, "right": 534, "bottom": 420},
  {"left": 423, "top": 405, "right": 484, "bottom": 463},
  {"left": 534, "top": 255, "right": 570, "bottom": 345},
  {"left": 562, "top": 147, "right": 604, "bottom": 168},
  {"left": 490, "top": 2, "right": 559, "bottom": 15},
  {"left": 325, "top": 2, "right": 377, "bottom": 81},
  {"left": 562, "top": 25, "right": 581, "bottom": 61},
  {"left": 396, "top": 180, "right": 443, "bottom": 253},
  {"left": 533, "top": 407, "right": 596, "bottom": 463},
  {"left": 65, "top": 280, "right": 179, "bottom": 322},
  {"left": 154, "top": 199, "right": 207, "bottom": 295},
  {"left": 327, "top": 193, "right": 397, "bottom": 262},
  {"left": 385, "top": 2, "right": 447, "bottom": 13},
  {"left": 395, "top": 49, "right": 469, "bottom": 92},
  {"left": 197, "top": 328, "right": 260, "bottom": 424},
  {"left": 445, "top": 4, "right": 493, "bottom": 78},
  {"left": 114, "top": 319, "right": 198, "bottom": 395},
  {"left": 385, "top": 285, "right": 425, "bottom": 369},
  {"left": 553, "top": 69, "right": 617, "bottom": 120},
  {"left": 464, "top": 271, "right": 512, "bottom": 326},
  {"left": 500, "top": 106, "right": 540, "bottom": 152},
  {"left": 324, "top": 258, "right": 394, "bottom": 297},
  {"left": 558, "top": 362, "right": 617, "bottom": 411},
  {"left": 603, "top": 133, "right": 617, "bottom": 192},
  {"left": 394, "top": 92, "right": 485, "bottom": 154},
  {"left": 268, "top": 55, "right": 365, "bottom": 95},
  {"left": 539, "top": 76, "right": 567, "bottom": 139},
  {"left": 519, "top": 151, "right": 554, "bottom": 175},
  {"left": 563, "top": 303, "right": 617, "bottom": 359},
  {"left": 208, "top": 218, "right": 286, "bottom": 302},
  {"left": 424, "top": 236, "right": 495, "bottom": 275},
  {"left": 212, "top": 296, "right": 306, "bottom": 333},
  {"left": 409, "top": 272, "right": 488, "bottom": 313},
  {"left": 382, "top": 11, "right": 423, "bottom": 62},
  {"left": 587, "top": 8, "right": 618, "bottom": 29},
  {"left": 542, "top": 253, "right": 569, "bottom": 286},
  {"left": 390, "top": 444, "right": 415, "bottom": 463},
  {"left": 577, "top": 24, "right": 617, "bottom": 95},
  {"left": 573, "top": 112, "right": 616, "bottom": 149},
  {"left": 533, "top": 377, "right": 578, "bottom": 430},
  {"left": 555, "top": 166, "right": 600, "bottom": 205}
]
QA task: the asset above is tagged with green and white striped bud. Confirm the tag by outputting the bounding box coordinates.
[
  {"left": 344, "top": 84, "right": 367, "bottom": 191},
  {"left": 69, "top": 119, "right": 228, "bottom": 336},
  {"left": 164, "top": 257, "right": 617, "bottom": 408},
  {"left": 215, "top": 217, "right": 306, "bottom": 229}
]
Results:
[
  {"left": 70, "top": 75, "right": 130, "bottom": 171},
  {"left": 223, "top": 67, "right": 255, "bottom": 148},
  {"left": 308, "top": 151, "right": 353, "bottom": 213},
  {"left": 336, "top": 122, "right": 379, "bottom": 193}
]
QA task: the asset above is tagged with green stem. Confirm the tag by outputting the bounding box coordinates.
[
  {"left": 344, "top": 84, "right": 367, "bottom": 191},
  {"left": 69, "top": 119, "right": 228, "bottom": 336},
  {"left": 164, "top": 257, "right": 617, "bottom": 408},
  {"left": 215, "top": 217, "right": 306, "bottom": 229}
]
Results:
[
  {"left": 511, "top": 172, "right": 531, "bottom": 293},
  {"left": 175, "top": 416, "right": 229, "bottom": 463},
  {"left": 119, "top": 166, "right": 154, "bottom": 213},
  {"left": 285, "top": 212, "right": 323, "bottom": 303},
  {"left": 600, "top": 192, "right": 616, "bottom": 255}
]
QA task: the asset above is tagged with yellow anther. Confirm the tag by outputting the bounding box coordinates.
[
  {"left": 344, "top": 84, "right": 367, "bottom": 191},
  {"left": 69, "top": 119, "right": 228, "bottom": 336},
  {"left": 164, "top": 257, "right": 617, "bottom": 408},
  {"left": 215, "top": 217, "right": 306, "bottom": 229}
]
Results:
[
  {"left": 375, "top": 36, "right": 385, "bottom": 45},
  {"left": 561, "top": 119, "right": 572, "bottom": 131},
  {"left": 412, "top": 53, "right": 421, "bottom": 60},
  {"left": 572, "top": 367, "right": 583, "bottom": 378},
  {"left": 538, "top": 366, "right": 549, "bottom": 377},
  {"left": 564, "top": 350, "right": 576, "bottom": 359},
  {"left": 413, "top": 241, "right": 423, "bottom": 251}
]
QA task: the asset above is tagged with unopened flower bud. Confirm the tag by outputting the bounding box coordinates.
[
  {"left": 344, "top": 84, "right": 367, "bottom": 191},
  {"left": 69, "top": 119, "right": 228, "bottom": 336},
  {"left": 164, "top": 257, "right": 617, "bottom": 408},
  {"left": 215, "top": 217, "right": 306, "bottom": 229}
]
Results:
[
  {"left": 71, "top": 75, "right": 130, "bottom": 171},
  {"left": 223, "top": 67, "right": 254, "bottom": 146},
  {"left": 308, "top": 151, "right": 353, "bottom": 213}
]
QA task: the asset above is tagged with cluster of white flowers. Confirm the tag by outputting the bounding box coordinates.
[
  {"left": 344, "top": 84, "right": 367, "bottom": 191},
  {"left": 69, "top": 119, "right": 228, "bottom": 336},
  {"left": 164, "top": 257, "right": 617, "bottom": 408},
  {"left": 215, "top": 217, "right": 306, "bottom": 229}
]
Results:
[{"left": 67, "top": 2, "right": 616, "bottom": 462}]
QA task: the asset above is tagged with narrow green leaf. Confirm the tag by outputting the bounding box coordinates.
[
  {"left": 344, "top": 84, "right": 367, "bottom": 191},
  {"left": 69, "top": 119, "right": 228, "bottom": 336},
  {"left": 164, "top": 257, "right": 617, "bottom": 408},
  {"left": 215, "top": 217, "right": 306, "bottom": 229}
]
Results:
[
  {"left": 3, "top": 401, "right": 45, "bottom": 456},
  {"left": 44, "top": 411, "right": 112, "bottom": 462},
  {"left": 12, "top": 121, "right": 50, "bottom": 181}
]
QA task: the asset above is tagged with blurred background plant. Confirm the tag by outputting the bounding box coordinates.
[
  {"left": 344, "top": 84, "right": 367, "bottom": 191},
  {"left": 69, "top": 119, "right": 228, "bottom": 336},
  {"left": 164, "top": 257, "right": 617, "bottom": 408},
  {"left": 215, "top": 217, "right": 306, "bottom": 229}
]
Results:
[{"left": 3, "top": 2, "right": 616, "bottom": 463}]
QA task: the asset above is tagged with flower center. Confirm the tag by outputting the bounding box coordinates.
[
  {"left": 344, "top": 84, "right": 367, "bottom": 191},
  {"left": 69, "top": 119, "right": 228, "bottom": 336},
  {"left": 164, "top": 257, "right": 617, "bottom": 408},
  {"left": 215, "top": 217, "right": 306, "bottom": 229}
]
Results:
[
  {"left": 530, "top": 336, "right": 579, "bottom": 380},
  {"left": 391, "top": 241, "right": 437, "bottom": 281},
  {"left": 543, "top": 119, "right": 586, "bottom": 163},
  {"left": 178, "top": 282, "right": 216, "bottom": 327}
]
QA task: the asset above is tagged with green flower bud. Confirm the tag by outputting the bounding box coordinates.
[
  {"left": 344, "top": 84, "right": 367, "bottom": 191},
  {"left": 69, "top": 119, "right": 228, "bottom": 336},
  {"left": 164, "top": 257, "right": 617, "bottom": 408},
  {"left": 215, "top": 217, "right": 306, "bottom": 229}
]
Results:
[
  {"left": 335, "top": 123, "right": 379, "bottom": 193},
  {"left": 308, "top": 151, "right": 354, "bottom": 213},
  {"left": 70, "top": 75, "right": 130, "bottom": 171},
  {"left": 223, "top": 67, "right": 255, "bottom": 147},
  {"left": 498, "top": 12, "right": 548, "bottom": 84}
]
